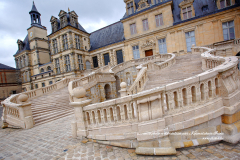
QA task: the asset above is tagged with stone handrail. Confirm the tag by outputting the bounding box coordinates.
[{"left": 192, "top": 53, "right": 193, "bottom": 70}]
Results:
[
  {"left": 71, "top": 47, "right": 240, "bottom": 145},
  {"left": 1, "top": 77, "right": 78, "bottom": 129},
  {"left": 110, "top": 54, "right": 172, "bottom": 74}
]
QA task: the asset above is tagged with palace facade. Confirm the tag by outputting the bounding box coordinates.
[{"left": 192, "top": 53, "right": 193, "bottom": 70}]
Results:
[{"left": 14, "top": 0, "right": 240, "bottom": 91}]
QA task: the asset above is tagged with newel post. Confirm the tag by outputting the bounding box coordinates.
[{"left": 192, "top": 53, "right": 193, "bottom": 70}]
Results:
[
  {"left": 70, "top": 87, "right": 92, "bottom": 139},
  {"left": 17, "top": 94, "right": 34, "bottom": 129},
  {"left": 119, "top": 82, "right": 127, "bottom": 97}
]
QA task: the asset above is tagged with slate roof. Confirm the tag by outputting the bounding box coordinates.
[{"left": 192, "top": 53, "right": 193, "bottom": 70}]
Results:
[
  {"left": 14, "top": 35, "right": 30, "bottom": 56},
  {"left": 0, "top": 63, "right": 16, "bottom": 70},
  {"left": 29, "top": 1, "right": 40, "bottom": 14},
  {"left": 89, "top": 21, "right": 125, "bottom": 51}
]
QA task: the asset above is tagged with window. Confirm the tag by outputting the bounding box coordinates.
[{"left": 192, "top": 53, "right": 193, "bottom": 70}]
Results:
[
  {"left": 130, "top": 23, "right": 137, "bottom": 35},
  {"left": 49, "top": 81, "right": 53, "bottom": 85},
  {"left": 41, "top": 68, "right": 44, "bottom": 73},
  {"left": 92, "top": 56, "right": 98, "bottom": 68},
  {"left": 53, "top": 39, "right": 58, "bottom": 54},
  {"left": 132, "top": 45, "right": 140, "bottom": 59},
  {"left": 202, "top": 5, "right": 209, "bottom": 12},
  {"left": 142, "top": 19, "right": 149, "bottom": 31},
  {"left": 127, "top": 2, "right": 134, "bottom": 15},
  {"left": 62, "top": 34, "right": 68, "bottom": 50},
  {"left": 116, "top": 50, "right": 124, "bottom": 64},
  {"left": 47, "top": 66, "right": 51, "bottom": 71},
  {"left": 35, "top": 84, "right": 38, "bottom": 89},
  {"left": 155, "top": 14, "right": 163, "bottom": 27},
  {"left": 104, "top": 53, "right": 110, "bottom": 66},
  {"left": 42, "top": 83, "right": 45, "bottom": 87},
  {"left": 65, "top": 55, "right": 71, "bottom": 72},
  {"left": 182, "top": 6, "right": 192, "bottom": 20},
  {"left": 222, "top": 21, "right": 235, "bottom": 41},
  {"left": 78, "top": 54, "right": 84, "bottom": 70},
  {"left": 55, "top": 58, "right": 61, "bottom": 74},
  {"left": 185, "top": 31, "right": 196, "bottom": 52},
  {"left": 75, "top": 35, "right": 81, "bottom": 49},
  {"left": 86, "top": 61, "right": 91, "bottom": 70},
  {"left": 158, "top": 38, "right": 167, "bottom": 54},
  {"left": 220, "top": 0, "right": 232, "bottom": 9}
]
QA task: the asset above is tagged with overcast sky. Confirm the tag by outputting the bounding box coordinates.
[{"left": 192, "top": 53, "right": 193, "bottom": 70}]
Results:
[{"left": 0, "top": 0, "right": 126, "bottom": 68}]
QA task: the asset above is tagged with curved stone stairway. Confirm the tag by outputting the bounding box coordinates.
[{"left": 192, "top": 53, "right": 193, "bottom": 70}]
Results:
[
  {"left": 144, "top": 53, "right": 204, "bottom": 90},
  {"left": 30, "top": 87, "right": 73, "bottom": 126}
]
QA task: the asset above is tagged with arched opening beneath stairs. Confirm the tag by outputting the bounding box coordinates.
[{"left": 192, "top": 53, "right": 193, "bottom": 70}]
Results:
[{"left": 104, "top": 84, "right": 112, "bottom": 100}]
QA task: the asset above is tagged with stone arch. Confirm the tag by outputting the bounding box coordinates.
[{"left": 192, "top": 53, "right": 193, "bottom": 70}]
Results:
[
  {"left": 124, "top": 104, "right": 128, "bottom": 120},
  {"left": 92, "top": 111, "right": 96, "bottom": 124},
  {"left": 104, "top": 84, "right": 112, "bottom": 100},
  {"left": 182, "top": 88, "right": 187, "bottom": 106},
  {"left": 109, "top": 108, "right": 114, "bottom": 122},
  {"left": 103, "top": 109, "right": 107, "bottom": 123},
  {"left": 97, "top": 110, "right": 101, "bottom": 124},
  {"left": 215, "top": 78, "right": 220, "bottom": 96},
  {"left": 86, "top": 112, "right": 90, "bottom": 125},
  {"left": 200, "top": 83, "right": 205, "bottom": 101},
  {"left": 116, "top": 106, "right": 121, "bottom": 121},
  {"left": 173, "top": 91, "right": 178, "bottom": 108},
  {"left": 47, "top": 66, "right": 51, "bottom": 71},
  {"left": 191, "top": 86, "right": 197, "bottom": 103},
  {"left": 41, "top": 68, "right": 44, "bottom": 73},
  {"left": 208, "top": 81, "right": 212, "bottom": 98},
  {"left": 86, "top": 60, "right": 91, "bottom": 70}
]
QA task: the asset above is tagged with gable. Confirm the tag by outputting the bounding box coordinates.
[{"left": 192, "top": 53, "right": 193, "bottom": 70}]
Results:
[
  {"left": 58, "top": 10, "right": 67, "bottom": 17},
  {"left": 50, "top": 16, "right": 57, "bottom": 22},
  {"left": 70, "top": 11, "right": 78, "bottom": 17}
]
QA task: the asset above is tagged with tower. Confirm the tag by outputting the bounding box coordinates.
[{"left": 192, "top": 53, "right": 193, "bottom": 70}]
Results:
[{"left": 29, "top": 1, "right": 42, "bottom": 26}]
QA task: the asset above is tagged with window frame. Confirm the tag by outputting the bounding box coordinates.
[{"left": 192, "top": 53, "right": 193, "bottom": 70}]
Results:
[
  {"left": 65, "top": 55, "right": 71, "bottom": 72},
  {"left": 132, "top": 45, "right": 140, "bottom": 59},
  {"left": 55, "top": 58, "right": 61, "bottom": 74},
  {"left": 142, "top": 19, "right": 149, "bottom": 31},
  {"left": 185, "top": 30, "right": 196, "bottom": 52},
  {"left": 155, "top": 14, "right": 164, "bottom": 27},
  {"left": 127, "top": 1, "right": 134, "bottom": 15},
  {"left": 75, "top": 34, "right": 81, "bottom": 49},
  {"left": 222, "top": 20, "right": 235, "bottom": 41},
  {"left": 130, "top": 23, "right": 137, "bottom": 35},
  {"left": 78, "top": 54, "right": 84, "bottom": 70},
  {"left": 158, "top": 38, "right": 167, "bottom": 54},
  {"left": 53, "top": 39, "right": 58, "bottom": 54},
  {"left": 62, "top": 34, "right": 68, "bottom": 50},
  {"left": 182, "top": 6, "right": 192, "bottom": 20}
]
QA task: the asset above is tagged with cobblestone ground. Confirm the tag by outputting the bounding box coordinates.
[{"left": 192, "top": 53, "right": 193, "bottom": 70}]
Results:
[{"left": 0, "top": 115, "right": 240, "bottom": 160}]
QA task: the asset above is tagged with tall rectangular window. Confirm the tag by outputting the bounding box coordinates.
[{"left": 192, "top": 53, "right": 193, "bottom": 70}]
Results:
[
  {"left": 75, "top": 35, "right": 81, "bottom": 49},
  {"left": 116, "top": 50, "right": 124, "bottom": 64},
  {"left": 222, "top": 21, "right": 235, "bottom": 41},
  {"left": 62, "top": 34, "right": 68, "bottom": 50},
  {"left": 127, "top": 2, "right": 134, "bottom": 15},
  {"left": 220, "top": 0, "right": 232, "bottom": 9},
  {"left": 53, "top": 39, "right": 58, "bottom": 54},
  {"left": 185, "top": 31, "right": 196, "bottom": 52},
  {"left": 155, "top": 14, "right": 163, "bottom": 27},
  {"left": 92, "top": 56, "right": 99, "bottom": 68},
  {"left": 65, "top": 55, "right": 71, "bottom": 72},
  {"left": 182, "top": 6, "right": 192, "bottom": 20},
  {"left": 130, "top": 23, "right": 137, "bottom": 35},
  {"left": 132, "top": 45, "right": 140, "bottom": 59},
  {"left": 55, "top": 58, "right": 61, "bottom": 74},
  {"left": 142, "top": 19, "right": 149, "bottom": 31},
  {"left": 158, "top": 38, "right": 167, "bottom": 54},
  {"left": 104, "top": 53, "right": 110, "bottom": 66},
  {"left": 78, "top": 54, "right": 84, "bottom": 70}
]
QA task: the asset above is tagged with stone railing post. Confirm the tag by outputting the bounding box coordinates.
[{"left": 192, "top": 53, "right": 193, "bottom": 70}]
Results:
[
  {"left": 70, "top": 87, "right": 92, "bottom": 139},
  {"left": 17, "top": 94, "right": 34, "bottom": 129},
  {"left": 119, "top": 82, "right": 128, "bottom": 97}
]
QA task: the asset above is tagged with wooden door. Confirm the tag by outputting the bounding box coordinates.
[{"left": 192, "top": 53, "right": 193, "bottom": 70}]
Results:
[{"left": 145, "top": 49, "right": 153, "bottom": 57}]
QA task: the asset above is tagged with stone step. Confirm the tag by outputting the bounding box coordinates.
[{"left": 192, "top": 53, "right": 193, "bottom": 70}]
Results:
[
  {"left": 32, "top": 106, "right": 72, "bottom": 115},
  {"left": 33, "top": 108, "right": 73, "bottom": 120},
  {"left": 34, "top": 112, "right": 73, "bottom": 126}
]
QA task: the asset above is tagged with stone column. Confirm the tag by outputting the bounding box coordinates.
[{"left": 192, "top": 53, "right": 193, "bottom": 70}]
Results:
[{"left": 70, "top": 87, "right": 92, "bottom": 139}]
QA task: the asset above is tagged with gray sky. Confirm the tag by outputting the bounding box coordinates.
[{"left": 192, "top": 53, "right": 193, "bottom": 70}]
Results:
[{"left": 0, "top": 0, "right": 126, "bottom": 68}]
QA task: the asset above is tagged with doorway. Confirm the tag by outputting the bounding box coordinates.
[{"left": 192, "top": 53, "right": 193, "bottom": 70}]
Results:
[{"left": 145, "top": 49, "right": 153, "bottom": 57}]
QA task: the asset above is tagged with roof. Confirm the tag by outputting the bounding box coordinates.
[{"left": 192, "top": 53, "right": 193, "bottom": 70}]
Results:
[
  {"left": 0, "top": 63, "right": 16, "bottom": 70},
  {"left": 89, "top": 21, "right": 125, "bottom": 51},
  {"left": 14, "top": 34, "right": 30, "bottom": 56},
  {"left": 29, "top": 1, "right": 40, "bottom": 14}
]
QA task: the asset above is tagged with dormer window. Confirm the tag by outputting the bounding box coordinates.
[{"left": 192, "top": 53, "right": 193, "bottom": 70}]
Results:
[
  {"left": 202, "top": 5, "right": 209, "bottom": 12},
  {"left": 220, "top": 0, "right": 232, "bottom": 8},
  {"left": 60, "top": 16, "right": 67, "bottom": 28},
  {"left": 182, "top": 6, "right": 192, "bottom": 20},
  {"left": 127, "top": 2, "right": 134, "bottom": 15},
  {"left": 17, "top": 40, "right": 23, "bottom": 51},
  {"left": 179, "top": 0, "right": 195, "bottom": 21}
]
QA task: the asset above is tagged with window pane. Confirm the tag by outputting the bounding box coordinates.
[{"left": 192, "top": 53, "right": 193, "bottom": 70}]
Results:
[
  {"left": 187, "top": 6, "right": 191, "bottom": 11},
  {"left": 222, "top": 22, "right": 228, "bottom": 29},
  {"left": 188, "top": 11, "right": 192, "bottom": 18},
  {"left": 220, "top": 0, "right": 225, "bottom": 8},
  {"left": 229, "top": 21, "right": 234, "bottom": 27},
  {"left": 223, "top": 29, "right": 229, "bottom": 40},
  {"left": 226, "top": 0, "right": 231, "bottom": 6},
  {"left": 182, "top": 8, "right": 186, "bottom": 13},
  {"left": 229, "top": 28, "right": 235, "bottom": 39},
  {"left": 183, "top": 13, "right": 187, "bottom": 20}
]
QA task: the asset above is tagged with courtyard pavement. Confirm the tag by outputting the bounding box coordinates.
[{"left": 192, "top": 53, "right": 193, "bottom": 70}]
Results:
[{"left": 0, "top": 115, "right": 240, "bottom": 160}]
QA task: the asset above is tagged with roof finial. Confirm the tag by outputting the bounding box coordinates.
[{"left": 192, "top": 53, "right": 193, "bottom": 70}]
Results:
[{"left": 68, "top": 7, "right": 70, "bottom": 12}]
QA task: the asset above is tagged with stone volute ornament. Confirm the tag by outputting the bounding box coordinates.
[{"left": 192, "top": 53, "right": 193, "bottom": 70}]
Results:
[
  {"left": 17, "top": 94, "right": 29, "bottom": 104},
  {"left": 72, "top": 87, "right": 87, "bottom": 102}
]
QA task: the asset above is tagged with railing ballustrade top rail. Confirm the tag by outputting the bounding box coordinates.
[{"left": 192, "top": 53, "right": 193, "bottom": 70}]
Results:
[{"left": 80, "top": 47, "right": 239, "bottom": 134}]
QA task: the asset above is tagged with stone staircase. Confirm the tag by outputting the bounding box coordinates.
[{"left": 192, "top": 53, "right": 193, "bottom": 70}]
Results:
[
  {"left": 30, "top": 87, "right": 73, "bottom": 126},
  {"left": 144, "top": 53, "right": 203, "bottom": 90}
]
